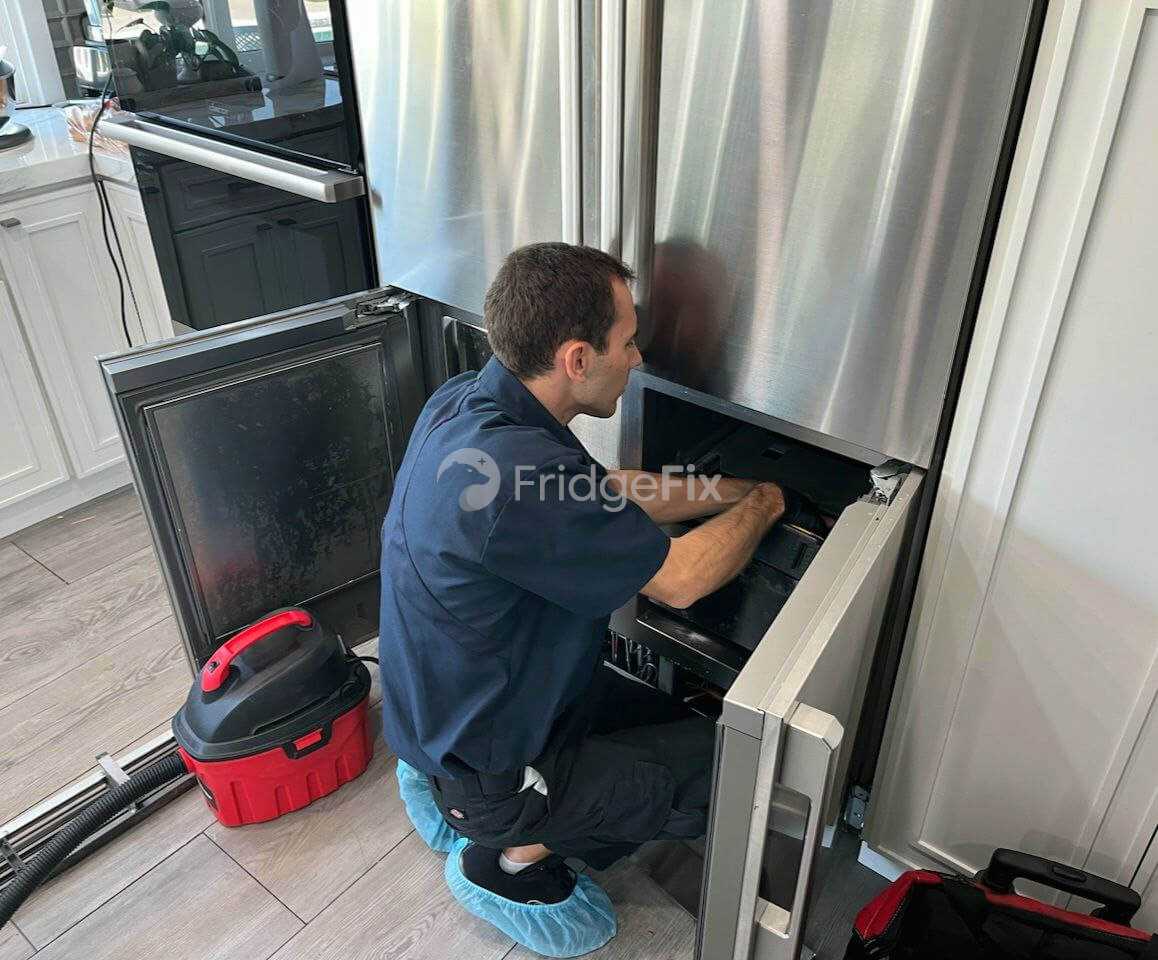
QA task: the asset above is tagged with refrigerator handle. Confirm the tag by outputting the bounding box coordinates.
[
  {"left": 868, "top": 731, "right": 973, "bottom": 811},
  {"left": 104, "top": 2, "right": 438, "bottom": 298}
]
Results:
[
  {"left": 558, "top": 0, "right": 583, "bottom": 245},
  {"left": 599, "top": 0, "right": 625, "bottom": 256},
  {"left": 751, "top": 705, "right": 843, "bottom": 960},
  {"left": 98, "top": 114, "right": 366, "bottom": 205},
  {"left": 630, "top": 0, "right": 664, "bottom": 314}
]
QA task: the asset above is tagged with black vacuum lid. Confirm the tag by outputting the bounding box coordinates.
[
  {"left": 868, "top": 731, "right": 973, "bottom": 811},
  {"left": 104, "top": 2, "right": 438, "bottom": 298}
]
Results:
[{"left": 173, "top": 608, "right": 369, "bottom": 761}]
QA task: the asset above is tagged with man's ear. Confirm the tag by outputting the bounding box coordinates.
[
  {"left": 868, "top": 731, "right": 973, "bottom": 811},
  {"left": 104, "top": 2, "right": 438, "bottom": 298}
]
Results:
[{"left": 558, "top": 340, "right": 592, "bottom": 382}]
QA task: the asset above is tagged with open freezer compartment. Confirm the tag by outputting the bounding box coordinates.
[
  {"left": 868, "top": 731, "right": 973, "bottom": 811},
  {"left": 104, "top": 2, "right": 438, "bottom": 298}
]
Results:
[
  {"left": 610, "top": 384, "right": 882, "bottom": 690},
  {"left": 608, "top": 374, "right": 922, "bottom": 960}
]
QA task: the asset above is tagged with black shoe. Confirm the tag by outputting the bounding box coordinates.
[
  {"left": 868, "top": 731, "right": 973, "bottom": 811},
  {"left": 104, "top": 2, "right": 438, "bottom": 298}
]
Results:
[{"left": 459, "top": 843, "right": 577, "bottom": 905}]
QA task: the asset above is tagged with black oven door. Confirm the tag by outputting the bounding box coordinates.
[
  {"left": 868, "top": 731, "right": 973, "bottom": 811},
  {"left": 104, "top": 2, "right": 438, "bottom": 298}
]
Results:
[
  {"left": 100, "top": 288, "right": 424, "bottom": 670},
  {"left": 97, "top": 0, "right": 371, "bottom": 331},
  {"left": 99, "top": 0, "right": 362, "bottom": 165},
  {"left": 130, "top": 142, "right": 373, "bottom": 331}
]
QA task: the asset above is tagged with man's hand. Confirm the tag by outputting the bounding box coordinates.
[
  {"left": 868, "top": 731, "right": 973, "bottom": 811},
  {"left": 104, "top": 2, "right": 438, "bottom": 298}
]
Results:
[
  {"left": 748, "top": 481, "right": 786, "bottom": 524},
  {"left": 641, "top": 481, "right": 786, "bottom": 609},
  {"left": 606, "top": 469, "right": 759, "bottom": 524}
]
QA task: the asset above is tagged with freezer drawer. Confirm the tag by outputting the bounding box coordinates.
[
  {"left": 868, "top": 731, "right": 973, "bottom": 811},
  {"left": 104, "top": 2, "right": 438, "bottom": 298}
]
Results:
[
  {"left": 605, "top": 373, "right": 922, "bottom": 959},
  {"left": 698, "top": 470, "right": 922, "bottom": 960}
]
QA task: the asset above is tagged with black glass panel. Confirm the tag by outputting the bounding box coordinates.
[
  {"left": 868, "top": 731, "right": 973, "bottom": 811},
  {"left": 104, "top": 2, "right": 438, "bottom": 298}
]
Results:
[
  {"left": 104, "top": 0, "right": 349, "bottom": 144},
  {"left": 148, "top": 342, "right": 391, "bottom": 640}
]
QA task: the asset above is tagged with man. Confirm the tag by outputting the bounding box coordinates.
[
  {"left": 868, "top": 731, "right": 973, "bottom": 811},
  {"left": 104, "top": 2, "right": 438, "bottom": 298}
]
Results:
[{"left": 378, "top": 243, "right": 785, "bottom": 956}]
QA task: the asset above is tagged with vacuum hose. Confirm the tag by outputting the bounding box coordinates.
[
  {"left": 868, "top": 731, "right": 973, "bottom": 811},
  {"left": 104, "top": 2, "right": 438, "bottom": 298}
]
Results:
[{"left": 0, "top": 753, "right": 188, "bottom": 928}]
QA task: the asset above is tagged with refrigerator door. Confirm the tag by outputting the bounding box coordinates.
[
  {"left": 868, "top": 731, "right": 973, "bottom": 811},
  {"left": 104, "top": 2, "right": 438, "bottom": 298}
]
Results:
[
  {"left": 647, "top": 0, "right": 1035, "bottom": 467},
  {"left": 698, "top": 469, "right": 923, "bottom": 960},
  {"left": 346, "top": 0, "right": 604, "bottom": 314},
  {"left": 100, "top": 289, "right": 424, "bottom": 670}
]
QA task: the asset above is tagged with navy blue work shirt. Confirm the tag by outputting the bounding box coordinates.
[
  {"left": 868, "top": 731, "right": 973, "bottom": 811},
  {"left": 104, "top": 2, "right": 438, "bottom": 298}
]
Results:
[{"left": 378, "top": 357, "right": 670, "bottom": 778}]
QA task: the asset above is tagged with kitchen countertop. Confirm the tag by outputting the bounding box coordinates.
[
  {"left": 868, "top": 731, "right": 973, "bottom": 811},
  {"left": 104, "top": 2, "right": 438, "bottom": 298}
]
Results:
[{"left": 0, "top": 106, "right": 137, "bottom": 200}]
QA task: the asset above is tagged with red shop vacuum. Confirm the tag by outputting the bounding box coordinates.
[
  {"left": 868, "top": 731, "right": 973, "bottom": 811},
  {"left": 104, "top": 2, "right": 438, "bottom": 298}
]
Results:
[{"left": 0, "top": 607, "right": 373, "bottom": 926}]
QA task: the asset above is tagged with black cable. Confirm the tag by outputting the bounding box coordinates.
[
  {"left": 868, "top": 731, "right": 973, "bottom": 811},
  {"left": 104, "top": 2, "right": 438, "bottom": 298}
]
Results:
[
  {"left": 339, "top": 632, "right": 379, "bottom": 665},
  {"left": 1128, "top": 822, "right": 1158, "bottom": 891},
  {"left": 98, "top": 173, "right": 143, "bottom": 335},
  {"left": 88, "top": 72, "right": 139, "bottom": 347}
]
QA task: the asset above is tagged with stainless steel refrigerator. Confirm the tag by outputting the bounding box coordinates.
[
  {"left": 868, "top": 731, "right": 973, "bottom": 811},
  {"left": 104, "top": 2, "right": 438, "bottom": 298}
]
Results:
[{"left": 99, "top": 3, "right": 1042, "bottom": 958}]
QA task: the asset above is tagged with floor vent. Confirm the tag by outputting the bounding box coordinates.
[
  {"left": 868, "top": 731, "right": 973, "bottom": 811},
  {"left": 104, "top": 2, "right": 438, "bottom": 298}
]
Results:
[{"left": 0, "top": 729, "right": 190, "bottom": 892}]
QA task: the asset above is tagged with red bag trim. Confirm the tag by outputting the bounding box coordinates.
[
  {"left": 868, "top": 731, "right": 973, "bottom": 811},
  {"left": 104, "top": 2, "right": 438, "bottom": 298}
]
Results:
[
  {"left": 854, "top": 869, "right": 1154, "bottom": 945},
  {"left": 854, "top": 870, "right": 943, "bottom": 939}
]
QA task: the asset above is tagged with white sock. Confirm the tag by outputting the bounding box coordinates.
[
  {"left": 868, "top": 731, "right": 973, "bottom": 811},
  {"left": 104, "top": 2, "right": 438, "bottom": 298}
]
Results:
[{"left": 499, "top": 852, "right": 535, "bottom": 875}]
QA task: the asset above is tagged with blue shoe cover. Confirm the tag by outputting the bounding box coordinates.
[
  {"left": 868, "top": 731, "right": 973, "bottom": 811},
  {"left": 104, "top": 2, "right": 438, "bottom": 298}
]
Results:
[
  {"left": 444, "top": 838, "right": 617, "bottom": 957},
  {"left": 395, "top": 759, "right": 460, "bottom": 854}
]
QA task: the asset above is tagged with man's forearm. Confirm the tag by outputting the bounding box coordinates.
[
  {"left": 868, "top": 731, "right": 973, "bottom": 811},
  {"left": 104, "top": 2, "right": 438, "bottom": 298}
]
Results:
[
  {"left": 642, "top": 483, "right": 785, "bottom": 609},
  {"left": 607, "top": 469, "right": 754, "bottom": 523},
  {"left": 672, "top": 487, "right": 779, "bottom": 599}
]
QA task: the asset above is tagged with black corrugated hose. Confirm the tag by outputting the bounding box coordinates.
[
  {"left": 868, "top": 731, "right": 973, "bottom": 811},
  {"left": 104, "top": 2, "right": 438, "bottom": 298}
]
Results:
[{"left": 0, "top": 753, "right": 188, "bottom": 928}]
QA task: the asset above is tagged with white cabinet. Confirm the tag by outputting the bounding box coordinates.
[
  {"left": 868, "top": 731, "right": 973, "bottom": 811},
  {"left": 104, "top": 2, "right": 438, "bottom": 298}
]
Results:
[
  {"left": 866, "top": 0, "right": 1158, "bottom": 905},
  {"left": 0, "top": 279, "right": 69, "bottom": 508},
  {"left": 0, "top": 184, "right": 131, "bottom": 477},
  {"left": 103, "top": 181, "right": 175, "bottom": 346},
  {"left": 0, "top": 177, "right": 174, "bottom": 535}
]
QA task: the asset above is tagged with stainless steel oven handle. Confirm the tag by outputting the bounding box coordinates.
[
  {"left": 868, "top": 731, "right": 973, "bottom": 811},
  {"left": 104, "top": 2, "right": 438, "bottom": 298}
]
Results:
[{"left": 98, "top": 114, "right": 366, "bottom": 204}]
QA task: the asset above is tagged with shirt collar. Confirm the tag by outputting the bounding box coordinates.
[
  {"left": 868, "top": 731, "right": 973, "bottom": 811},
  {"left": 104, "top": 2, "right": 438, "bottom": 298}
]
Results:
[{"left": 477, "top": 357, "right": 585, "bottom": 452}]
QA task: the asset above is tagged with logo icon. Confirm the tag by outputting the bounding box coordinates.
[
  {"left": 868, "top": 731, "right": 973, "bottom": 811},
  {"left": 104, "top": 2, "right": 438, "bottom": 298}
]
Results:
[{"left": 437, "top": 448, "right": 501, "bottom": 511}]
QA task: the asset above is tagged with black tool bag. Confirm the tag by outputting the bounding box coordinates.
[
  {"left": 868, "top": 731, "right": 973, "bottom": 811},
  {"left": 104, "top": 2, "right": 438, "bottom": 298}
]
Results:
[{"left": 846, "top": 849, "right": 1157, "bottom": 959}]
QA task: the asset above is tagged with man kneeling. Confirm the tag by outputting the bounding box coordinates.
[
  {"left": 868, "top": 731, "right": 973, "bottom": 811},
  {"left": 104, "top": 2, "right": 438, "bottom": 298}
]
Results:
[{"left": 378, "top": 243, "right": 785, "bottom": 957}]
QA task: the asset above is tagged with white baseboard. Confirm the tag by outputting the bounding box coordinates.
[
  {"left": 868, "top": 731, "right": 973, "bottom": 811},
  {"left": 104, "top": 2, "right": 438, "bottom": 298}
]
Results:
[
  {"left": 0, "top": 463, "right": 132, "bottom": 539},
  {"left": 857, "top": 841, "right": 908, "bottom": 882}
]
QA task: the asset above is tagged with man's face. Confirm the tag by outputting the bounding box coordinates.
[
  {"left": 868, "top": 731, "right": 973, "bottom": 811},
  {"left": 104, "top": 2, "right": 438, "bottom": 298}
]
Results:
[{"left": 577, "top": 277, "right": 643, "bottom": 418}]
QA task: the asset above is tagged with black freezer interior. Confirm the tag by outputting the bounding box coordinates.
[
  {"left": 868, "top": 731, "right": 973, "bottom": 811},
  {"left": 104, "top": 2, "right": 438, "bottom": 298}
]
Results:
[{"left": 608, "top": 388, "right": 875, "bottom": 705}]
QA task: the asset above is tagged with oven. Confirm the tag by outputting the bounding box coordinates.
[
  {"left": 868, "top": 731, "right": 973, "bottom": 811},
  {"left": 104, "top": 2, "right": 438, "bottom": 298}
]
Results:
[{"left": 97, "top": 0, "right": 373, "bottom": 331}]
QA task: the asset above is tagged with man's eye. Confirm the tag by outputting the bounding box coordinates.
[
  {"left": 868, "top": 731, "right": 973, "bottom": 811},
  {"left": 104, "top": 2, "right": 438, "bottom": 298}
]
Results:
[{"left": 626, "top": 338, "right": 637, "bottom": 348}]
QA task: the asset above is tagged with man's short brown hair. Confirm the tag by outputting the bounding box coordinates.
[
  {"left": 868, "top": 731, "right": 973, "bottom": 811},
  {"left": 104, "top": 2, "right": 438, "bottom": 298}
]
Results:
[{"left": 484, "top": 242, "right": 636, "bottom": 378}]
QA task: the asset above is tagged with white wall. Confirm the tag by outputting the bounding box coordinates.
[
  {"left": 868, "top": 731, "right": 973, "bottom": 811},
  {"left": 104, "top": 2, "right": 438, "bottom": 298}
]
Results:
[{"left": 867, "top": 0, "right": 1158, "bottom": 906}]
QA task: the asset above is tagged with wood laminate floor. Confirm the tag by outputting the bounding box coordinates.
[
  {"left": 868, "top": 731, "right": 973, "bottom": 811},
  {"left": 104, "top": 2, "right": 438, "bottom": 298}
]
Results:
[{"left": 0, "top": 487, "right": 887, "bottom": 958}]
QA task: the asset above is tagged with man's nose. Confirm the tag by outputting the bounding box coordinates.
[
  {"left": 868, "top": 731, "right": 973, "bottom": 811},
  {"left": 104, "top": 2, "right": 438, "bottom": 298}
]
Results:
[{"left": 630, "top": 346, "right": 643, "bottom": 369}]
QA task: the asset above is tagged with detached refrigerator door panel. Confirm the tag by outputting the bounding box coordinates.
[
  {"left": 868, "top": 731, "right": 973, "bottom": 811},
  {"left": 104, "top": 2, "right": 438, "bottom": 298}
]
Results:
[
  {"left": 698, "top": 471, "right": 922, "bottom": 960},
  {"left": 101, "top": 290, "right": 424, "bottom": 670}
]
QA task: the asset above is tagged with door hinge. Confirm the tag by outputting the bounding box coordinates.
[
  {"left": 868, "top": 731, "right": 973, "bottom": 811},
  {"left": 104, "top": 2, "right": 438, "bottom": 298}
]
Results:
[
  {"left": 345, "top": 290, "right": 415, "bottom": 329},
  {"left": 867, "top": 461, "right": 909, "bottom": 504},
  {"left": 844, "top": 784, "right": 870, "bottom": 830}
]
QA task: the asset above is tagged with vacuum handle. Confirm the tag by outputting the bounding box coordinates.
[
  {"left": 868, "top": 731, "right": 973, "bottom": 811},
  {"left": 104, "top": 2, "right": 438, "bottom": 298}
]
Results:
[
  {"left": 200, "top": 609, "right": 313, "bottom": 693},
  {"left": 978, "top": 849, "right": 1141, "bottom": 925}
]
